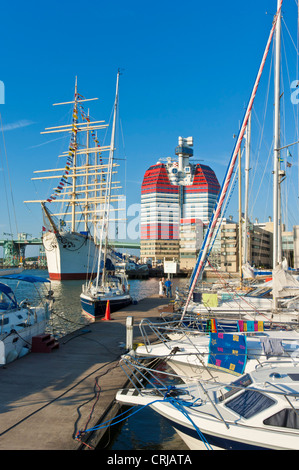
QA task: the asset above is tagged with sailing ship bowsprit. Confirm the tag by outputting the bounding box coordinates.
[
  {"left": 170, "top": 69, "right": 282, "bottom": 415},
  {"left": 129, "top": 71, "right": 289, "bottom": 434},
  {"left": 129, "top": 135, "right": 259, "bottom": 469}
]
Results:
[{"left": 25, "top": 76, "right": 124, "bottom": 280}]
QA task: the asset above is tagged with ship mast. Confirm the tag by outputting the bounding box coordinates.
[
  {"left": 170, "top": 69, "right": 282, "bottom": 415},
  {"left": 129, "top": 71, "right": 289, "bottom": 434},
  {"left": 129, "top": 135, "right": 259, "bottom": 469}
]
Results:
[
  {"left": 95, "top": 70, "right": 120, "bottom": 288},
  {"left": 84, "top": 109, "right": 90, "bottom": 232},
  {"left": 71, "top": 77, "right": 78, "bottom": 232},
  {"left": 24, "top": 80, "right": 118, "bottom": 231}
]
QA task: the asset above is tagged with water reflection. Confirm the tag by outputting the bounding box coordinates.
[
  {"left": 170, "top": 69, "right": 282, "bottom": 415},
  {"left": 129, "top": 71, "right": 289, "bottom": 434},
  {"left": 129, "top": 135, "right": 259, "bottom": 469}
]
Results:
[{"left": 17, "top": 270, "right": 188, "bottom": 339}]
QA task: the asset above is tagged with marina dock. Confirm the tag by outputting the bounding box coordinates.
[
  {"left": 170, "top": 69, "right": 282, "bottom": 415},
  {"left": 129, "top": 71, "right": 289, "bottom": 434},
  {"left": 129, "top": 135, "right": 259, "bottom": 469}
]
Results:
[{"left": 0, "top": 295, "right": 172, "bottom": 450}]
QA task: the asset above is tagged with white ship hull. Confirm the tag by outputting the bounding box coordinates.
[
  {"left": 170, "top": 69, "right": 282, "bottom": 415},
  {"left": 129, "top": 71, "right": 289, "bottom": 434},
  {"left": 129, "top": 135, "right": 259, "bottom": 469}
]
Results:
[{"left": 43, "top": 231, "right": 98, "bottom": 280}]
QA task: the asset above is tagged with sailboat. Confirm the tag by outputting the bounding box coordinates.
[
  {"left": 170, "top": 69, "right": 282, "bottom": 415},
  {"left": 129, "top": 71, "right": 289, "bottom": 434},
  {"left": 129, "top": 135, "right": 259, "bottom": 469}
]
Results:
[
  {"left": 179, "top": 0, "right": 297, "bottom": 326},
  {"left": 117, "top": 357, "right": 299, "bottom": 450},
  {"left": 135, "top": 319, "right": 299, "bottom": 383},
  {"left": 0, "top": 273, "right": 54, "bottom": 364},
  {"left": 80, "top": 71, "right": 132, "bottom": 319},
  {"left": 25, "top": 78, "right": 119, "bottom": 280}
]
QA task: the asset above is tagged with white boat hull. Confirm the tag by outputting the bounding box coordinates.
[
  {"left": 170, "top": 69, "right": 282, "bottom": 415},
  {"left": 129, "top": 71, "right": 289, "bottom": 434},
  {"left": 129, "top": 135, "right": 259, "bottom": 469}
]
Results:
[
  {"left": 43, "top": 231, "right": 98, "bottom": 280},
  {"left": 116, "top": 378, "right": 299, "bottom": 450},
  {"left": 136, "top": 331, "right": 299, "bottom": 384},
  {"left": 0, "top": 319, "right": 47, "bottom": 364},
  {"left": 0, "top": 306, "right": 49, "bottom": 364}
]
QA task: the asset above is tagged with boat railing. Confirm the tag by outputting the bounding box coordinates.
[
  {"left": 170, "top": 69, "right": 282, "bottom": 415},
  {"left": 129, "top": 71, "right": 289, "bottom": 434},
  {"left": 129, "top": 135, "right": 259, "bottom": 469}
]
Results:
[
  {"left": 262, "top": 380, "right": 299, "bottom": 417},
  {"left": 119, "top": 353, "right": 197, "bottom": 397},
  {"left": 255, "top": 358, "right": 299, "bottom": 370},
  {"left": 139, "top": 318, "right": 234, "bottom": 382},
  {"left": 138, "top": 318, "right": 189, "bottom": 352},
  {"left": 119, "top": 353, "right": 299, "bottom": 434},
  {"left": 119, "top": 354, "right": 230, "bottom": 429},
  {"left": 138, "top": 314, "right": 241, "bottom": 353}
]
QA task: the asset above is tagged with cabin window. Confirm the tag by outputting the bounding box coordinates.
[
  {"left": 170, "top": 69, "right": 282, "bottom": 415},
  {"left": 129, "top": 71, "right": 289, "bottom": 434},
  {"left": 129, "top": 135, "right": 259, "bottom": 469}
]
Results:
[
  {"left": 264, "top": 409, "right": 299, "bottom": 429},
  {"left": 225, "top": 390, "right": 275, "bottom": 419},
  {"left": 288, "top": 374, "right": 299, "bottom": 382}
]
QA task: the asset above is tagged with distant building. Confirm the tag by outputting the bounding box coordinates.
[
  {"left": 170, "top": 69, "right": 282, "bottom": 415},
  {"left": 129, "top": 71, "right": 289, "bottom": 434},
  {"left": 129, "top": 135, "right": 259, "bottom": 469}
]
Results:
[
  {"left": 245, "top": 223, "right": 272, "bottom": 269},
  {"left": 221, "top": 218, "right": 273, "bottom": 273},
  {"left": 254, "top": 219, "right": 295, "bottom": 269},
  {"left": 179, "top": 218, "right": 203, "bottom": 271},
  {"left": 220, "top": 219, "right": 238, "bottom": 273},
  {"left": 140, "top": 137, "right": 220, "bottom": 264}
]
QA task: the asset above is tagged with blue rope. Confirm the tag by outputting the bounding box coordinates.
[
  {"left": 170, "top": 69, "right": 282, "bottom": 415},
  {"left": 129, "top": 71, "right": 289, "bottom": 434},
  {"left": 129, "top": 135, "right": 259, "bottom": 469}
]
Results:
[
  {"left": 165, "top": 397, "right": 213, "bottom": 450},
  {"left": 163, "top": 386, "right": 213, "bottom": 450},
  {"left": 76, "top": 386, "right": 213, "bottom": 450}
]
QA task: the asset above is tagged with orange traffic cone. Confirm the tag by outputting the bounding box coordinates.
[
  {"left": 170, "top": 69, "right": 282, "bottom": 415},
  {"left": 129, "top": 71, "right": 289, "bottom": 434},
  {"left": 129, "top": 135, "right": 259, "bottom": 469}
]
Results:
[{"left": 102, "top": 300, "right": 111, "bottom": 321}]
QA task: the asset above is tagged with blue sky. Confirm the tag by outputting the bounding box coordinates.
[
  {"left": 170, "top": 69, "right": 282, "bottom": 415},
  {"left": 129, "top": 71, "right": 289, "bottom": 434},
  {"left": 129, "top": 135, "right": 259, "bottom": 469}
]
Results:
[{"left": 0, "top": 0, "right": 299, "bottom": 255}]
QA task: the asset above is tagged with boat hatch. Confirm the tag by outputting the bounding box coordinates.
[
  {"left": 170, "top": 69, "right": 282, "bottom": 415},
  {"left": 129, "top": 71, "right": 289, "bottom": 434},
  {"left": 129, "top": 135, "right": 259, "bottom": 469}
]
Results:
[{"left": 225, "top": 389, "right": 275, "bottom": 419}]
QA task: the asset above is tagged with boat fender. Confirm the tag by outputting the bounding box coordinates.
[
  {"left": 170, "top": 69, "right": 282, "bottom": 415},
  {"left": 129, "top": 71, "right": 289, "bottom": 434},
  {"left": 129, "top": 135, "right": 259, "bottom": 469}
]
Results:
[
  {"left": 122, "top": 284, "right": 126, "bottom": 292},
  {"left": 0, "top": 342, "right": 5, "bottom": 365},
  {"left": 6, "top": 349, "right": 18, "bottom": 364},
  {"left": 19, "top": 346, "right": 30, "bottom": 358}
]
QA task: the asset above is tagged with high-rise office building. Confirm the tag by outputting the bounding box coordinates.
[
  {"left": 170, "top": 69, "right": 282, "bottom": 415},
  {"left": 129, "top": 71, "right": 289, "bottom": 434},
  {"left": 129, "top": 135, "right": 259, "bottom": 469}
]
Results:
[{"left": 140, "top": 137, "right": 220, "bottom": 264}]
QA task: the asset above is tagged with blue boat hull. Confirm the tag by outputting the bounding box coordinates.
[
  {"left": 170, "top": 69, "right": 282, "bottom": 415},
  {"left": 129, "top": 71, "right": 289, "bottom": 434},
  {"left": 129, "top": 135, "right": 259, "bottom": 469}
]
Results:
[
  {"left": 166, "top": 418, "right": 271, "bottom": 450},
  {"left": 81, "top": 295, "right": 132, "bottom": 319}
]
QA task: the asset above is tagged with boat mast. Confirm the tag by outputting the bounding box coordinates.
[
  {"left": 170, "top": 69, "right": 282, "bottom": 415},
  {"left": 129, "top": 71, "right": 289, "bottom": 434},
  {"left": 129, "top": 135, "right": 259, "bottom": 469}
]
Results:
[
  {"left": 95, "top": 70, "right": 120, "bottom": 288},
  {"left": 273, "top": 0, "right": 282, "bottom": 311},
  {"left": 243, "top": 112, "right": 251, "bottom": 266},
  {"left": 273, "top": 0, "right": 282, "bottom": 269},
  {"left": 71, "top": 77, "right": 79, "bottom": 232},
  {"left": 238, "top": 146, "right": 242, "bottom": 284}
]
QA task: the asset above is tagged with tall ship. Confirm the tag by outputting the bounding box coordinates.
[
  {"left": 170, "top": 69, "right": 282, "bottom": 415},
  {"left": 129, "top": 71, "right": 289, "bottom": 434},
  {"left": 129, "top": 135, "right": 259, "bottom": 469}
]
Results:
[{"left": 25, "top": 74, "right": 124, "bottom": 280}]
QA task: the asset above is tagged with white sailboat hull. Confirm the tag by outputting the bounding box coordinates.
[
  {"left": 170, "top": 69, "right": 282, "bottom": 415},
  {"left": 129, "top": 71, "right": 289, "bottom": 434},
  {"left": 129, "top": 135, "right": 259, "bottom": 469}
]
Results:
[
  {"left": 43, "top": 231, "right": 98, "bottom": 280},
  {"left": 0, "top": 304, "right": 50, "bottom": 364},
  {"left": 0, "top": 318, "right": 48, "bottom": 364},
  {"left": 116, "top": 371, "right": 299, "bottom": 451}
]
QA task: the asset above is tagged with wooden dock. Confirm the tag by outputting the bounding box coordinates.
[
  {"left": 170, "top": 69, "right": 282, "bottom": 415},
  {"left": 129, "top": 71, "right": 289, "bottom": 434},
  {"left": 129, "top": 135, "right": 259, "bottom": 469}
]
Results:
[{"left": 0, "top": 295, "right": 173, "bottom": 450}]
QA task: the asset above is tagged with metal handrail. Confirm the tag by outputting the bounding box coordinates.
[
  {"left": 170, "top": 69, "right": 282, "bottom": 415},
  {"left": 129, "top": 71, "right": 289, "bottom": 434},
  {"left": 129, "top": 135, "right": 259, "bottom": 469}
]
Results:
[{"left": 119, "top": 353, "right": 299, "bottom": 436}]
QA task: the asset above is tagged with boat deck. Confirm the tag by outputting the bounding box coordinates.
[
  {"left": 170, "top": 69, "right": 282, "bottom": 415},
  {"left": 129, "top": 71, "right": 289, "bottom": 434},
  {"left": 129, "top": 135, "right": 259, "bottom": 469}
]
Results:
[{"left": 0, "top": 295, "right": 172, "bottom": 450}]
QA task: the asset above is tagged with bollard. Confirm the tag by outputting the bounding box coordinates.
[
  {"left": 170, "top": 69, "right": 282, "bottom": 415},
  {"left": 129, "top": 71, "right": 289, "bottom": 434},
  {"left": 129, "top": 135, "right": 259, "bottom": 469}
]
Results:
[{"left": 126, "top": 316, "right": 134, "bottom": 351}]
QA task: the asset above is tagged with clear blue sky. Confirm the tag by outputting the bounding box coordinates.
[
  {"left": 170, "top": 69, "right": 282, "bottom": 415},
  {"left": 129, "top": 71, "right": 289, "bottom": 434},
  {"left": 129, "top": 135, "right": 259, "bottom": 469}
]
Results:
[{"left": 0, "top": 0, "right": 298, "bottom": 255}]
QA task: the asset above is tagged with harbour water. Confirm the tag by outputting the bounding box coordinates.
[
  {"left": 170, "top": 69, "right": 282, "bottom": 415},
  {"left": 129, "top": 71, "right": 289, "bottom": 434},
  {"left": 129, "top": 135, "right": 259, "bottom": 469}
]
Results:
[{"left": 5, "top": 269, "right": 189, "bottom": 450}]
